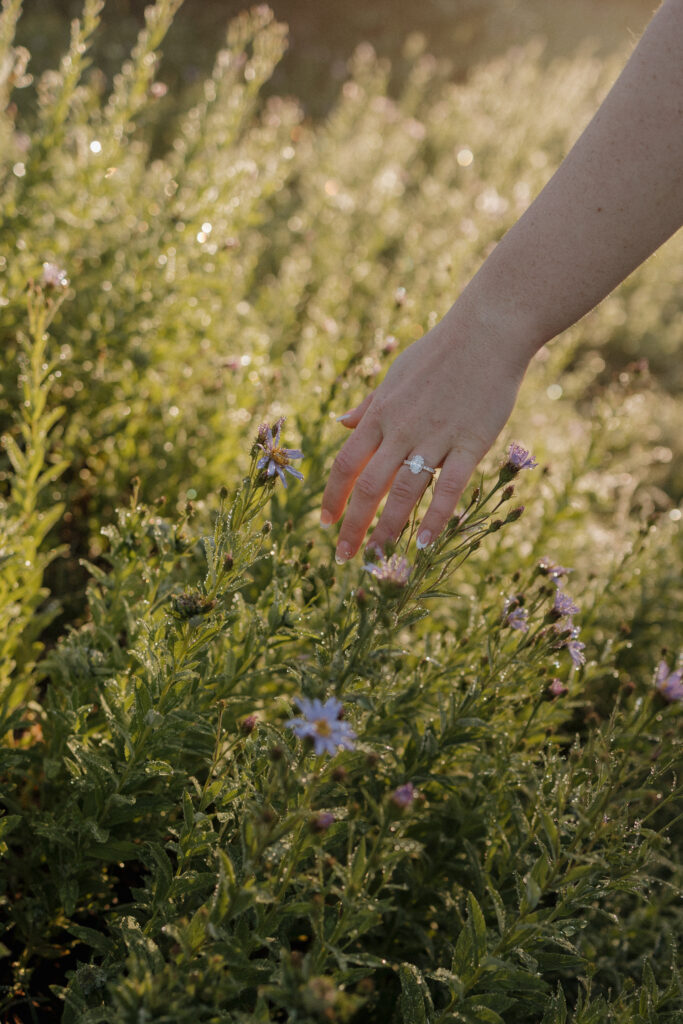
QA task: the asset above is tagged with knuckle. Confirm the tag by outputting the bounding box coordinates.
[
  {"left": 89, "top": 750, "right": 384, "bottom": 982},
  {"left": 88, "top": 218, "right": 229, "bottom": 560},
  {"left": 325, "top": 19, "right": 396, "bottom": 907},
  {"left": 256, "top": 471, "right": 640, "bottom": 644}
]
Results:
[
  {"left": 436, "top": 474, "right": 465, "bottom": 501},
  {"left": 354, "top": 473, "right": 381, "bottom": 502},
  {"left": 391, "top": 477, "right": 419, "bottom": 505},
  {"left": 367, "top": 395, "right": 388, "bottom": 423},
  {"left": 331, "top": 448, "right": 357, "bottom": 479}
]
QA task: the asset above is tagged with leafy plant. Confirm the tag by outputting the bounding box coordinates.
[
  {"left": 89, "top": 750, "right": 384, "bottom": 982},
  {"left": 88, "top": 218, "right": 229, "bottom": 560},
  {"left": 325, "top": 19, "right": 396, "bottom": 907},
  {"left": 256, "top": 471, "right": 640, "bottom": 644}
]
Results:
[{"left": 0, "top": 2, "right": 680, "bottom": 1022}]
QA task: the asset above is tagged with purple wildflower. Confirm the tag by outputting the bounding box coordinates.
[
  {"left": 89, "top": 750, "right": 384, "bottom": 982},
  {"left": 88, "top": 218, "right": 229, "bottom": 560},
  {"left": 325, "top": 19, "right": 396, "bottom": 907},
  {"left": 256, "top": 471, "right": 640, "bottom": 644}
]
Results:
[
  {"left": 285, "top": 696, "right": 356, "bottom": 756},
  {"left": 503, "top": 596, "right": 528, "bottom": 632},
  {"left": 506, "top": 607, "right": 529, "bottom": 631},
  {"left": 505, "top": 443, "right": 538, "bottom": 472},
  {"left": 363, "top": 552, "right": 412, "bottom": 587},
  {"left": 566, "top": 628, "right": 586, "bottom": 668},
  {"left": 655, "top": 660, "right": 683, "bottom": 702},
  {"left": 41, "top": 262, "right": 68, "bottom": 289},
  {"left": 256, "top": 419, "right": 304, "bottom": 487},
  {"left": 548, "top": 678, "right": 568, "bottom": 698},
  {"left": 553, "top": 590, "right": 580, "bottom": 619},
  {"left": 538, "top": 557, "right": 572, "bottom": 584},
  {"left": 391, "top": 782, "right": 416, "bottom": 808},
  {"left": 310, "top": 811, "right": 336, "bottom": 833}
]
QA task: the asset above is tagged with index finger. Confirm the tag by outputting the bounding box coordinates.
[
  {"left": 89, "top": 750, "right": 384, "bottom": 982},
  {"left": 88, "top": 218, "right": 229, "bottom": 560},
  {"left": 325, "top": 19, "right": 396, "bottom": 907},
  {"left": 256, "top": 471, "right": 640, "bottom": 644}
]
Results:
[{"left": 320, "top": 417, "right": 382, "bottom": 527}]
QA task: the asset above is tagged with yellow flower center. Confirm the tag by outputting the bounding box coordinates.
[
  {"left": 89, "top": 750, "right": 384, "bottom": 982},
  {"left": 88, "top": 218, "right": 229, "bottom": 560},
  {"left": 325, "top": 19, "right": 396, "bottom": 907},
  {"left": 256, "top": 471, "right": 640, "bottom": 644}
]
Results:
[
  {"left": 271, "top": 446, "right": 290, "bottom": 467},
  {"left": 314, "top": 718, "right": 332, "bottom": 737}
]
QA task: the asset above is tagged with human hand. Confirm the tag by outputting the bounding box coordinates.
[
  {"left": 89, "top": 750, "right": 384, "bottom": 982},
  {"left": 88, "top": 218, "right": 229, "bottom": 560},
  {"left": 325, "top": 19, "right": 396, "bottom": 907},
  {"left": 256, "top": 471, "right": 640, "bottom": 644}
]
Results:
[{"left": 320, "top": 309, "right": 531, "bottom": 563}]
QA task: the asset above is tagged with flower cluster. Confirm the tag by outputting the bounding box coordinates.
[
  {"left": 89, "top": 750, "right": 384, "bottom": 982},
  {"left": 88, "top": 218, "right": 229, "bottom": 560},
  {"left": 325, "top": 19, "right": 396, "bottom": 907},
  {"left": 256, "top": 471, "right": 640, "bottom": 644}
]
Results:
[
  {"left": 538, "top": 558, "right": 586, "bottom": 669},
  {"left": 285, "top": 696, "right": 356, "bottom": 756}
]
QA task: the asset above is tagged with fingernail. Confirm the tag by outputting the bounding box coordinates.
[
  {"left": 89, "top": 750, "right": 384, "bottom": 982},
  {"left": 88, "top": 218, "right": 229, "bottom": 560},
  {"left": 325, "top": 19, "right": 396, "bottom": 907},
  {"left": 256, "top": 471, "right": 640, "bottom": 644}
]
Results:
[
  {"left": 416, "top": 530, "right": 432, "bottom": 550},
  {"left": 335, "top": 412, "right": 351, "bottom": 422},
  {"left": 320, "top": 509, "right": 334, "bottom": 528},
  {"left": 335, "top": 542, "right": 351, "bottom": 565}
]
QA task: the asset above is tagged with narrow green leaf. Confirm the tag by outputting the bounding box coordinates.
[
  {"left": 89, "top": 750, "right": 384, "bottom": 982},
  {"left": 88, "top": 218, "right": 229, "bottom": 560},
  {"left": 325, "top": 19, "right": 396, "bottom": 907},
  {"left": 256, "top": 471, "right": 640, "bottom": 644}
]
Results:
[
  {"left": 398, "top": 962, "right": 429, "bottom": 1024},
  {"left": 467, "top": 891, "right": 487, "bottom": 965}
]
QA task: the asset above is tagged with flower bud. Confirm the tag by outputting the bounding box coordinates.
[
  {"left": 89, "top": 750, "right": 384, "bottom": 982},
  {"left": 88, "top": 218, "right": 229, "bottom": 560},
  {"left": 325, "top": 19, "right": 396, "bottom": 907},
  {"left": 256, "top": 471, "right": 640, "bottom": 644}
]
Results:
[
  {"left": 548, "top": 678, "right": 568, "bottom": 698},
  {"left": 41, "top": 262, "right": 68, "bottom": 289},
  {"left": 390, "top": 782, "right": 416, "bottom": 808},
  {"left": 310, "top": 811, "right": 335, "bottom": 833},
  {"left": 506, "top": 506, "right": 525, "bottom": 522}
]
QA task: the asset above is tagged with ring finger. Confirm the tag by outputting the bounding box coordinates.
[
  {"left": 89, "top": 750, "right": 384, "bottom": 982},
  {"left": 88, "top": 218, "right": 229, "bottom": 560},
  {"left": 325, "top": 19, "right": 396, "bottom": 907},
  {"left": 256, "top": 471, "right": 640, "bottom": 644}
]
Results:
[{"left": 364, "top": 450, "right": 444, "bottom": 555}]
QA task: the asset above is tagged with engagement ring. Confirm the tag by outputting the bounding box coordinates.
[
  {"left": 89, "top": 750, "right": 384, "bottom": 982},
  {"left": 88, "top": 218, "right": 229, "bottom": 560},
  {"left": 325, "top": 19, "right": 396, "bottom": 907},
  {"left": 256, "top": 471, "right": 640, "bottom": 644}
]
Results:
[{"left": 403, "top": 454, "right": 436, "bottom": 476}]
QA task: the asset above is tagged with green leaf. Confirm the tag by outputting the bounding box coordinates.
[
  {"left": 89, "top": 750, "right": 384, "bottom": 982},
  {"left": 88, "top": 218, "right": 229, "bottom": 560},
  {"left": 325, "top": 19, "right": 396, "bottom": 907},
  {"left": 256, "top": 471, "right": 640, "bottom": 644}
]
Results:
[
  {"left": 539, "top": 809, "right": 559, "bottom": 857},
  {"left": 67, "top": 923, "right": 114, "bottom": 957},
  {"left": 0, "top": 814, "right": 21, "bottom": 845},
  {"left": 467, "top": 891, "right": 487, "bottom": 965},
  {"left": 117, "top": 915, "right": 163, "bottom": 971},
  {"left": 462, "top": 1001, "right": 504, "bottom": 1024},
  {"left": 453, "top": 923, "right": 474, "bottom": 981},
  {"left": 398, "top": 962, "right": 431, "bottom": 1024},
  {"left": 540, "top": 984, "right": 567, "bottom": 1024},
  {"left": 351, "top": 834, "right": 367, "bottom": 890},
  {"left": 146, "top": 843, "right": 174, "bottom": 908}
]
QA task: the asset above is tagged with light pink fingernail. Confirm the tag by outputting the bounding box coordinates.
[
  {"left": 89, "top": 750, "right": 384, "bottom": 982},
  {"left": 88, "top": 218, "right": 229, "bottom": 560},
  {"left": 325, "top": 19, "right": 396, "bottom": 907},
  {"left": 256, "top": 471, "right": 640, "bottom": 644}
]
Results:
[
  {"left": 320, "top": 509, "right": 334, "bottom": 528},
  {"left": 335, "top": 542, "right": 351, "bottom": 565},
  {"left": 335, "top": 413, "right": 351, "bottom": 422},
  {"left": 416, "top": 530, "right": 432, "bottom": 550}
]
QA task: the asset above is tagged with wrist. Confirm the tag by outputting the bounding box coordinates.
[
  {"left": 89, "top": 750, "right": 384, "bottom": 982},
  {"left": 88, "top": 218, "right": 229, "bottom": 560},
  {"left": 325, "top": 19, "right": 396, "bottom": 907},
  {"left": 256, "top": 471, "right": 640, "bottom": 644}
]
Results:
[{"left": 439, "top": 279, "right": 543, "bottom": 376}]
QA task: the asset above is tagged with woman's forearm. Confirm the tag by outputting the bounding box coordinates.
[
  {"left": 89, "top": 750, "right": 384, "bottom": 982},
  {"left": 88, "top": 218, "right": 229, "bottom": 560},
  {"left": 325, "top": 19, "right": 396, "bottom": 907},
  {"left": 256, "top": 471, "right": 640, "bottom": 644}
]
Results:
[{"left": 451, "top": 0, "right": 683, "bottom": 358}]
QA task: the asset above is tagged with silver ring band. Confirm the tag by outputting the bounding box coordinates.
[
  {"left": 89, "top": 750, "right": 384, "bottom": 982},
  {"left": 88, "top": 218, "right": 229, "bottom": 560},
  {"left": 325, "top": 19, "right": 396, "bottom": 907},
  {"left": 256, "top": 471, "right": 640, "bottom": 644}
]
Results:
[{"left": 403, "top": 454, "right": 436, "bottom": 476}]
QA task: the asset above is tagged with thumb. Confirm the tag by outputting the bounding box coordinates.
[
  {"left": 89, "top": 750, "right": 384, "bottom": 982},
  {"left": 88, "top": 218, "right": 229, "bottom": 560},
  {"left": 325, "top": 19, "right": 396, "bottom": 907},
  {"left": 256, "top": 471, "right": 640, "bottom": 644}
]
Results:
[{"left": 335, "top": 392, "right": 374, "bottom": 429}]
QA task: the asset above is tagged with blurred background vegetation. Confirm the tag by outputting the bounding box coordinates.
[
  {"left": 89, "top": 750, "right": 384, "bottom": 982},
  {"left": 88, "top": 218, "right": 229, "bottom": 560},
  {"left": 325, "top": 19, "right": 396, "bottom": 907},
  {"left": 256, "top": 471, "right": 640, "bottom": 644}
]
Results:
[{"left": 18, "top": 0, "right": 655, "bottom": 119}]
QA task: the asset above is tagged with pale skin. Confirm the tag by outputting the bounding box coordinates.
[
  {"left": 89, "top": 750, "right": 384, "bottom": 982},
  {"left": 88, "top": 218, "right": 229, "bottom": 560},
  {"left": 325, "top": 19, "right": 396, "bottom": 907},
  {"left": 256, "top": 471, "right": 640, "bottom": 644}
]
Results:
[{"left": 320, "top": 0, "right": 683, "bottom": 564}]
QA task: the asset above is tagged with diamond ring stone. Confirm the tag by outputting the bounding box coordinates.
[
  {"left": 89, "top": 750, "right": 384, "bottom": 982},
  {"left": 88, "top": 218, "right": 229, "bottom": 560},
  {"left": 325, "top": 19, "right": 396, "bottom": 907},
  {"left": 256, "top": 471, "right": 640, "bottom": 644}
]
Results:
[{"left": 403, "top": 454, "right": 436, "bottom": 476}]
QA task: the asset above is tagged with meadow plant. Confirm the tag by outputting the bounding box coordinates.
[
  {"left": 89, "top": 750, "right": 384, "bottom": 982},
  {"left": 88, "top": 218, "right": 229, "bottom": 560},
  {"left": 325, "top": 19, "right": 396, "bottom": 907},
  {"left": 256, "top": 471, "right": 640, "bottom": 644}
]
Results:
[{"left": 0, "top": 1, "right": 681, "bottom": 1021}]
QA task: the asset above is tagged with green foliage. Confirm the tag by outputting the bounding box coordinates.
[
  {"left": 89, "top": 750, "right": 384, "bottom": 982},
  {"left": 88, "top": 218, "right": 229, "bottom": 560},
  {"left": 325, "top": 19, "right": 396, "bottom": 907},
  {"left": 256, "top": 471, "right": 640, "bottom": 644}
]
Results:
[{"left": 0, "top": 2, "right": 680, "bottom": 1022}]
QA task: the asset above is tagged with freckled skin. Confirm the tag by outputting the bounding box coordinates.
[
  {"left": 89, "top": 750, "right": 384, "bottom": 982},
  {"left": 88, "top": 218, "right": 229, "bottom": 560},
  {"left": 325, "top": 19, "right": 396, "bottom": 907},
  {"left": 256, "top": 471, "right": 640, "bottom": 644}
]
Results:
[{"left": 322, "top": 0, "right": 683, "bottom": 563}]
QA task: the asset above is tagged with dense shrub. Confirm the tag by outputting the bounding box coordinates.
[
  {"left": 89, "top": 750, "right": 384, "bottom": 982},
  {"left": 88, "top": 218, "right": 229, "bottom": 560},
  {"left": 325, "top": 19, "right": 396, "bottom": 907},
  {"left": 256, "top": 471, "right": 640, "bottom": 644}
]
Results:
[{"left": 0, "top": 1, "right": 681, "bottom": 1021}]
